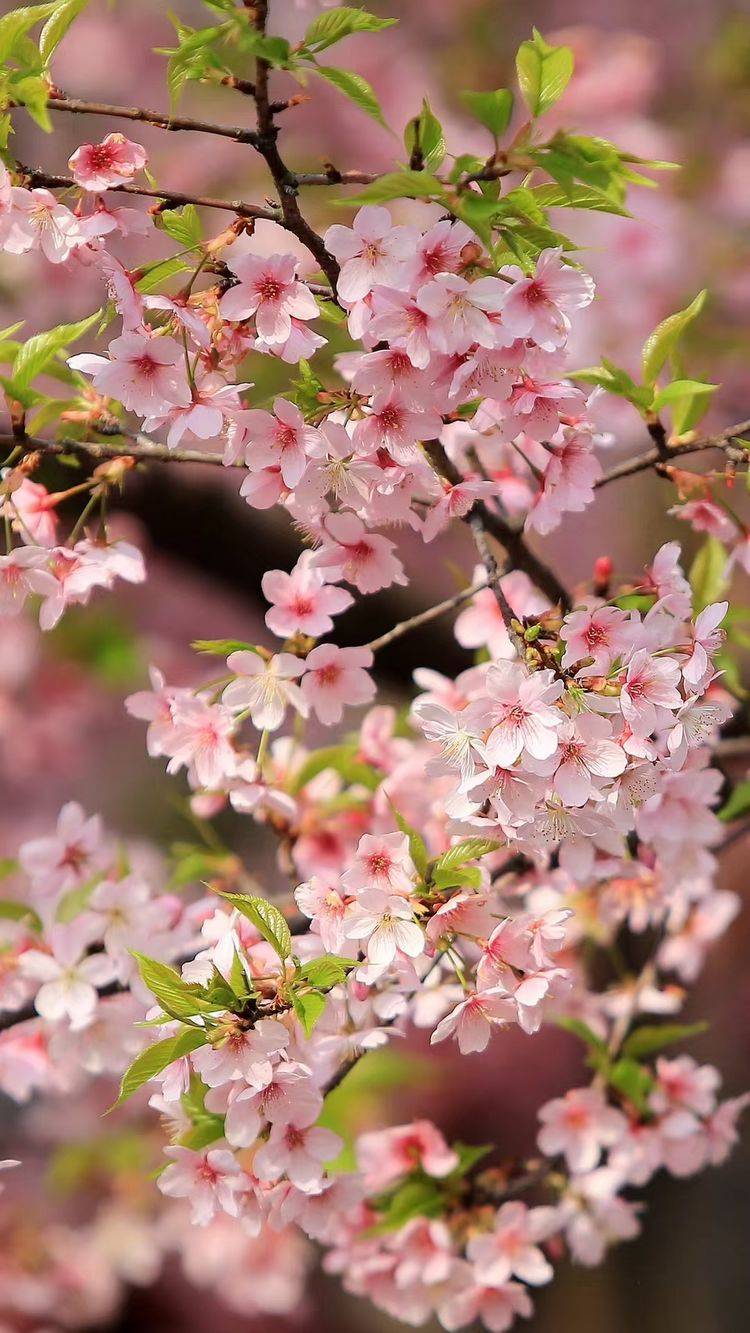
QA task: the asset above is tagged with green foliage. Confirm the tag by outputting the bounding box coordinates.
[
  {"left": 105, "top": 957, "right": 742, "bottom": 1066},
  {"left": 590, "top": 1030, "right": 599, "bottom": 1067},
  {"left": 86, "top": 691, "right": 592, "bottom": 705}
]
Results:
[
  {"left": 132, "top": 953, "right": 223, "bottom": 1021},
  {"left": 430, "top": 839, "right": 500, "bottom": 875},
  {"left": 218, "top": 893, "right": 292, "bottom": 960},
  {"left": 298, "top": 955, "right": 356, "bottom": 989},
  {"left": 288, "top": 743, "right": 381, "bottom": 795},
  {"left": 719, "top": 782, "right": 750, "bottom": 823},
  {"left": 291, "top": 987, "right": 328, "bottom": 1036},
  {"left": 459, "top": 88, "right": 514, "bottom": 139},
  {"left": 38, "top": 0, "right": 90, "bottom": 64},
  {"left": 0, "top": 858, "right": 18, "bottom": 881},
  {"left": 367, "top": 1176, "right": 445, "bottom": 1234},
  {"left": 404, "top": 99, "right": 446, "bottom": 171},
  {"left": 607, "top": 1057, "right": 654, "bottom": 1113},
  {"left": 342, "top": 170, "right": 446, "bottom": 205},
  {"left": 312, "top": 65, "right": 388, "bottom": 128},
  {"left": 158, "top": 205, "right": 204, "bottom": 249},
  {"left": 55, "top": 872, "right": 104, "bottom": 923},
  {"left": 689, "top": 536, "right": 728, "bottom": 611},
  {"left": 554, "top": 1015, "right": 608, "bottom": 1054},
  {"left": 191, "top": 638, "right": 260, "bottom": 656},
  {"left": 642, "top": 291, "right": 708, "bottom": 386},
  {"left": 301, "top": 7, "right": 396, "bottom": 56},
  {"left": 389, "top": 804, "right": 429, "bottom": 880},
  {"left": 571, "top": 360, "right": 653, "bottom": 411},
  {"left": 4, "top": 310, "right": 100, "bottom": 407},
  {"left": 515, "top": 29, "right": 574, "bottom": 118},
  {"left": 0, "top": 899, "right": 42, "bottom": 932},
  {"left": 621, "top": 1022, "right": 709, "bottom": 1059},
  {"left": 113, "top": 1028, "right": 208, "bottom": 1107}
]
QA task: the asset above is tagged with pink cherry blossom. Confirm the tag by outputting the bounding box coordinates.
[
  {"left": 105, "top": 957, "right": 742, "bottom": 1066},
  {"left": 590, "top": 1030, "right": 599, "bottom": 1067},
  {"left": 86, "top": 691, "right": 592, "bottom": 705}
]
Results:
[
  {"left": 356, "top": 1121, "right": 459, "bottom": 1192},
  {"left": 262, "top": 553, "right": 353, "bottom": 638},
  {"left": 254, "top": 1122, "right": 342, "bottom": 1192},
  {"left": 219, "top": 252, "right": 319, "bottom": 343},
  {"left": 500, "top": 248, "right": 595, "bottom": 349},
  {"left": 223, "top": 650, "right": 307, "bottom": 731},
  {"left": 158, "top": 1146, "right": 250, "bottom": 1225},
  {"left": 537, "top": 1088, "right": 627, "bottom": 1172},
  {"left": 467, "top": 1201, "right": 557, "bottom": 1286},
  {"left": 68, "top": 134, "right": 147, "bottom": 190},
  {"left": 301, "top": 644, "right": 375, "bottom": 724},
  {"left": 325, "top": 206, "right": 416, "bottom": 302},
  {"left": 430, "top": 987, "right": 515, "bottom": 1054},
  {"left": 310, "top": 512, "right": 406, "bottom": 594},
  {"left": 69, "top": 332, "right": 191, "bottom": 417}
]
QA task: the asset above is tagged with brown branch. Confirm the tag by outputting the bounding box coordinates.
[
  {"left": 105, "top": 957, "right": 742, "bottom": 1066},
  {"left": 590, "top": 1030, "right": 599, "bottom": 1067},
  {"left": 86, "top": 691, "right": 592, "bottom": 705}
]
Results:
[
  {"left": 44, "top": 95, "right": 260, "bottom": 147},
  {"left": 250, "top": 2, "right": 340, "bottom": 292},
  {"left": 22, "top": 168, "right": 281, "bottom": 222},
  {"left": 363, "top": 578, "right": 491, "bottom": 652},
  {"left": 1, "top": 431, "right": 239, "bottom": 468},
  {"left": 595, "top": 417, "right": 750, "bottom": 489},
  {"left": 422, "top": 438, "right": 571, "bottom": 610}
]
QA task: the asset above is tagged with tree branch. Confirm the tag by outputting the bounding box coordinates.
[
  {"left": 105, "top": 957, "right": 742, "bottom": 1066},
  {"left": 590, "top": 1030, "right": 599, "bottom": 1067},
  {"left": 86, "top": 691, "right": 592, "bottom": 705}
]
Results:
[
  {"left": 363, "top": 578, "right": 491, "bottom": 652},
  {"left": 22, "top": 168, "right": 281, "bottom": 222},
  {"left": 44, "top": 95, "right": 260, "bottom": 147},
  {"left": 595, "top": 417, "right": 750, "bottom": 489}
]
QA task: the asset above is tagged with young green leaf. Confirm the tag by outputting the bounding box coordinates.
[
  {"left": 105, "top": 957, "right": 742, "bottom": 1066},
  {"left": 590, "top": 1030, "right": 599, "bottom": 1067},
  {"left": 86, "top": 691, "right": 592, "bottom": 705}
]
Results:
[
  {"left": 339, "top": 170, "right": 446, "bottom": 205},
  {"left": 641, "top": 290, "right": 707, "bottom": 386},
  {"left": 404, "top": 99, "right": 445, "bottom": 171},
  {"left": 0, "top": 899, "right": 42, "bottom": 932},
  {"left": 389, "top": 805, "right": 429, "bottom": 880},
  {"left": 219, "top": 893, "right": 292, "bottom": 960},
  {"left": 132, "top": 953, "right": 221, "bottom": 1019},
  {"left": 38, "top": 0, "right": 90, "bottom": 64},
  {"left": 158, "top": 204, "right": 203, "bottom": 249},
  {"left": 292, "top": 988, "right": 327, "bottom": 1036},
  {"left": 689, "top": 536, "right": 728, "bottom": 612},
  {"left": 430, "top": 838, "right": 500, "bottom": 876},
  {"left": 621, "top": 1021, "right": 709, "bottom": 1061},
  {"left": 719, "top": 782, "right": 750, "bottom": 823},
  {"left": 302, "top": 6, "right": 397, "bottom": 55},
  {"left": 298, "top": 955, "right": 356, "bottom": 989},
  {"left": 459, "top": 88, "right": 513, "bottom": 139},
  {"left": 313, "top": 66, "right": 388, "bottom": 128},
  {"left": 113, "top": 1027, "right": 207, "bottom": 1107},
  {"left": 12, "top": 310, "right": 101, "bottom": 392},
  {"left": 516, "top": 30, "right": 574, "bottom": 118}
]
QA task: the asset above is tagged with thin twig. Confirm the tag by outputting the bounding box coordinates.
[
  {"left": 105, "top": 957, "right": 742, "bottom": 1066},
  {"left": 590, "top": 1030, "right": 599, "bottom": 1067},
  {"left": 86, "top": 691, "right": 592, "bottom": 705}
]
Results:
[
  {"left": 44, "top": 95, "right": 260, "bottom": 147},
  {"left": 595, "top": 418, "right": 750, "bottom": 489},
  {"left": 363, "top": 578, "right": 491, "bottom": 652},
  {"left": 23, "top": 168, "right": 281, "bottom": 221}
]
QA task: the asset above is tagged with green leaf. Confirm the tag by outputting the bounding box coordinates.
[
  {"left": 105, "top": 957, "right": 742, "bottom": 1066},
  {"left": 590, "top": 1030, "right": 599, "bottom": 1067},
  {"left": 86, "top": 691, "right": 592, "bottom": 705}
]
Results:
[
  {"left": 134, "top": 256, "right": 190, "bottom": 293},
  {"left": 158, "top": 204, "right": 203, "bottom": 249},
  {"left": 448, "top": 1141, "right": 493, "bottom": 1177},
  {"left": 652, "top": 379, "right": 718, "bottom": 410},
  {"left": 313, "top": 65, "right": 388, "bottom": 128},
  {"left": 368, "top": 1176, "right": 444, "bottom": 1234},
  {"left": 218, "top": 894, "right": 292, "bottom": 960},
  {"left": 622, "top": 1022, "right": 709, "bottom": 1060},
  {"left": 132, "top": 953, "right": 221, "bottom": 1019},
  {"left": 340, "top": 169, "right": 445, "bottom": 205},
  {"left": 38, "top": 0, "right": 90, "bottom": 64},
  {"left": 0, "top": 899, "right": 42, "bottom": 932},
  {"left": 0, "top": 857, "right": 18, "bottom": 881},
  {"left": 389, "top": 805, "right": 429, "bottom": 880},
  {"left": 113, "top": 1027, "right": 207, "bottom": 1107},
  {"left": 607, "top": 1057, "right": 654, "bottom": 1112},
  {"left": 192, "top": 638, "right": 260, "bottom": 656},
  {"left": 291, "top": 987, "right": 327, "bottom": 1036},
  {"left": 288, "top": 744, "right": 381, "bottom": 795},
  {"left": 689, "top": 536, "right": 728, "bottom": 612},
  {"left": 302, "top": 6, "right": 396, "bottom": 55},
  {"left": 459, "top": 88, "right": 513, "bottom": 139},
  {"left": 555, "top": 1015, "right": 608, "bottom": 1053},
  {"left": 571, "top": 360, "right": 652, "bottom": 411},
  {"left": 430, "top": 838, "right": 500, "bottom": 876},
  {"left": 404, "top": 99, "right": 445, "bottom": 171},
  {"left": 516, "top": 29, "right": 574, "bottom": 118},
  {"left": 532, "top": 181, "right": 630, "bottom": 217},
  {"left": 719, "top": 782, "right": 750, "bottom": 823},
  {"left": 12, "top": 310, "right": 101, "bottom": 393},
  {"left": 178, "top": 1110, "right": 226, "bottom": 1150},
  {"left": 0, "top": 3, "right": 58, "bottom": 62},
  {"left": 642, "top": 290, "right": 707, "bottom": 386},
  {"left": 298, "top": 954, "right": 356, "bottom": 989},
  {"left": 160, "top": 22, "right": 230, "bottom": 109},
  {"left": 55, "top": 872, "right": 104, "bottom": 923}
]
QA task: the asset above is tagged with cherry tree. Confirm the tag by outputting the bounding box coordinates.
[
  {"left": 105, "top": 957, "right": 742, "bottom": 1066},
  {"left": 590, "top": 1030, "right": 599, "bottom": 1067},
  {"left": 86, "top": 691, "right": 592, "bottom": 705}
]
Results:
[{"left": 0, "top": 3, "right": 748, "bottom": 1329}]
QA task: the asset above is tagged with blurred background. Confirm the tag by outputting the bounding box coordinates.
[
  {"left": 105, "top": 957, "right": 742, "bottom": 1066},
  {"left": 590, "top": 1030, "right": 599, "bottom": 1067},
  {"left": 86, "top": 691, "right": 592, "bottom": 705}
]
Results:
[{"left": 1, "top": 0, "right": 749, "bottom": 1329}]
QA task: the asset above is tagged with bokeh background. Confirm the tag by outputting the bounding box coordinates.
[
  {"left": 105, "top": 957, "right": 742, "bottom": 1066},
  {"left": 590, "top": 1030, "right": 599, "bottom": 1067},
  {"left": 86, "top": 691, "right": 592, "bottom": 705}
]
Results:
[{"left": 1, "top": 0, "right": 749, "bottom": 1329}]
